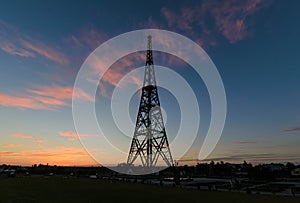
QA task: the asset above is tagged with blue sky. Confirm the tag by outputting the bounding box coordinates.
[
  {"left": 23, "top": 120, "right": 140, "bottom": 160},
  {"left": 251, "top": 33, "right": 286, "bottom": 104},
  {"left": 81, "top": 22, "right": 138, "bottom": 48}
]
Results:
[{"left": 0, "top": 0, "right": 299, "bottom": 166}]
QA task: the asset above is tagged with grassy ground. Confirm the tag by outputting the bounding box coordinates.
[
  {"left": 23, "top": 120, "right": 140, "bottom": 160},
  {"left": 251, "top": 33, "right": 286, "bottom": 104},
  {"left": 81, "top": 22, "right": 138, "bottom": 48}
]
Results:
[{"left": 0, "top": 176, "right": 299, "bottom": 203}]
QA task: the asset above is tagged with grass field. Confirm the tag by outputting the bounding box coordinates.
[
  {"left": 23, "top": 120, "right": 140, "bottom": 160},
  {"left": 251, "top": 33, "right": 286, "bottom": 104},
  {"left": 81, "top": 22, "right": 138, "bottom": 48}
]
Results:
[{"left": 0, "top": 176, "right": 299, "bottom": 203}]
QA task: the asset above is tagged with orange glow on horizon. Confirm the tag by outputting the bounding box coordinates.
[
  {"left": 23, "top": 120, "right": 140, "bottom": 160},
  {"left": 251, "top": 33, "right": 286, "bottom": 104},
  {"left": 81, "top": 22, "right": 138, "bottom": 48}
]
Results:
[{"left": 0, "top": 147, "right": 99, "bottom": 166}]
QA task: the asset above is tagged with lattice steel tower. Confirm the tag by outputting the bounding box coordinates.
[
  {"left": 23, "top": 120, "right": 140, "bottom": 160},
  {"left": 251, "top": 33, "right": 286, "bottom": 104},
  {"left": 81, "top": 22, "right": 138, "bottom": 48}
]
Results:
[{"left": 127, "top": 36, "right": 173, "bottom": 167}]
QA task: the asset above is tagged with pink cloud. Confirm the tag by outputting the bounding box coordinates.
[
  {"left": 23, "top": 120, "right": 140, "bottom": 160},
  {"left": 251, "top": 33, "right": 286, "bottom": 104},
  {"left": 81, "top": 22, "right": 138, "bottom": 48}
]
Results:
[
  {"left": 59, "top": 131, "right": 91, "bottom": 141},
  {"left": 0, "top": 93, "right": 49, "bottom": 110},
  {"left": 98, "top": 82, "right": 109, "bottom": 98},
  {"left": 34, "top": 139, "right": 48, "bottom": 143},
  {"left": 71, "top": 87, "right": 95, "bottom": 102},
  {"left": 67, "top": 28, "right": 179, "bottom": 98},
  {"left": 161, "top": 7, "right": 195, "bottom": 31},
  {"left": 161, "top": 8, "right": 178, "bottom": 28},
  {"left": 87, "top": 53, "right": 123, "bottom": 87},
  {"left": 28, "top": 85, "right": 74, "bottom": 100},
  {"left": 13, "top": 133, "right": 48, "bottom": 144},
  {"left": 29, "top": 85, "right": 94, "bottom": 102},
  {"left": 0, "top": 20, "right": 70, "bottom": 65},
  {"left": 87, "top": 52, "right": 145, "bottom": 97},
  {"left": 2, "top": 144, "right": 21, "bottom": 148},
  {"left": 70, "top": 35, "right": 82, "bottom": 48},
  {"left": 33, "top": 96, "right": 67, "bottom": 106},
  {"left": 20, "top": 39, "right": 69, "bottom": 65},
  {"left": 0, "top": 92, "right": 67, "bottom": 110},
  {"left": 64, "top": 27, "right": 108, "bottom": 51},
  {"left": 89, "top": 50, "right": 188, "bottom": 98},
  {"left": 102, "top": 68, "right": 125, "bottom": 87},
  {"left": 205, "top": 0, "right": 270, "bottom": 43},
  {"left": 14, "top": 133, "right": 33, "bottom": 139},
  {"left": 0, "top": 84, "right": 93, "bottom": 110},
  {"left": 161, "top": 0, "right": 272, "bottom": 45},
  {"left": 59, "top": 131, "right": 90, "bottom": 137},
  {"left": 0, "top": 41, "right": 35, "bottom": 57},
  {"left": 79, "top": 27, "right": 109, "bottom": 50}
]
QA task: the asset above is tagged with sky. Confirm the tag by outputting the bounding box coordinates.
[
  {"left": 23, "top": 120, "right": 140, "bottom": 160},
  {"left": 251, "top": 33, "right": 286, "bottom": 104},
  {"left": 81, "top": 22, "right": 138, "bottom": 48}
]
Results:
[{"left": 0, "top": 0, "right": 300, "bottom": 166}]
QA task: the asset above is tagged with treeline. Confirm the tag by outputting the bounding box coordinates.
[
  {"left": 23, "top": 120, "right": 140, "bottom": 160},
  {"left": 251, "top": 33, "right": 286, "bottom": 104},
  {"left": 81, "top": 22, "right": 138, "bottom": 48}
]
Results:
[
  {"left": 0, "top": 164, "right": 113, "bottom": 177},
  {"left": 162, "top": 161, "right": 300, "bottom": 180},
  {"left": 1, "top": 161, "right": 299, "bottom": 180}
]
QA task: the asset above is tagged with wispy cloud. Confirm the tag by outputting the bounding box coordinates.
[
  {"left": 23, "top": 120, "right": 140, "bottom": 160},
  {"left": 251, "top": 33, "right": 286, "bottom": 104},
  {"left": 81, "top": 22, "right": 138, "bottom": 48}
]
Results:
[
  {"left": 0, "top": 20, "right": 69, "bottom": 65},
  {"left": 88, "top": 50, "right": 188, "bottom": 98},
  {"left": 207, "top": 0, "right": 272, "bottom": 43},
  {"left": 205, "top": 153, "right": 300, "bottom": 164},
  {"left": 77, "top": 27, "right": 109, "bottom": 50},
  {"left": 66, "top": 27, "right": 146, "bottom": 98},
  {"left": 2, "top": 144, "right": 21, "bottom": 148},
  {"left": 0, "top": 19, "right": 186, "bottom": 99},
  {"left": 87, "top": 52, "right": 145, "bottom": 97},
  {"left": 34, "top": 139, "right": 48, "bottom": 143},
  {"left": 27, "top": 84, "right": 94, "bottom": 101},
  {"left": 0, "top": 41, "right": 35, "bottom": 57},
  {"left": 14, "top": 133, "right": 33, "bottom": 139},
  {"left": 0, "top": 84, "right": 93, "bottom": 110},
  {"left": 59, "top": 131, "right": 92, "bottom": 141},
  {"left": 0, "top": 93, "right": 51, "bottom": 110},
  {"left": 1, "top": 20, "right": 117, "bottom": 99},
  {"left": 282, "top": 127, "right": 300, "bottom": 133},
  {"left": 161, "top": 0, "right": 272, "bottom": 46},
  {"left": 14, "top": 133, "right": 48, "bottom": 145},
  {"left": 64, "top": 26, "right": 109, "bottom": 58},
  {"left": 59, "top": 131, "right": 90, "bottom": 137},
  {"left": 20, "top": 39, "right": 69, "bottom": 65},
  {"left": 0, "top": 151, "right": 16, "bottom": 156}
]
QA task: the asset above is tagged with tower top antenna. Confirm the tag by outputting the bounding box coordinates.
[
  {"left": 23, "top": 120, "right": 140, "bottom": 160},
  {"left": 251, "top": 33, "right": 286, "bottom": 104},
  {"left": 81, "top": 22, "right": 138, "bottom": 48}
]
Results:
[{"left": 147, "top": 35, "right": 152, "bottom": 50}]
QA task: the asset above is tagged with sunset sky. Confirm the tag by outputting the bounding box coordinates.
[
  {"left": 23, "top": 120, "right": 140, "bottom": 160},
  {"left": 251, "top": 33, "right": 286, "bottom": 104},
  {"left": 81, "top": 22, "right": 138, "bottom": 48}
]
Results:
[{"left": 0, "top": 0, "right": 300, "bottom": 166}]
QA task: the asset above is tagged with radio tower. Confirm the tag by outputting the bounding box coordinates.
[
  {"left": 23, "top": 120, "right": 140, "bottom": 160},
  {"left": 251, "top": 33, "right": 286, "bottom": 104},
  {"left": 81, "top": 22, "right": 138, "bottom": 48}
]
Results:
[{"left": 127, "top": 35, "right": 173, "bottom": 168}]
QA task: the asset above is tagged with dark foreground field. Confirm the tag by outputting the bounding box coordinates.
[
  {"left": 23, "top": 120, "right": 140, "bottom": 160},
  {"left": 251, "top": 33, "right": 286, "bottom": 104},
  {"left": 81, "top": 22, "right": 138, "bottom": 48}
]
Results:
[{"left": 0, "top": 176, "right": 299, "bottom": 203}]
